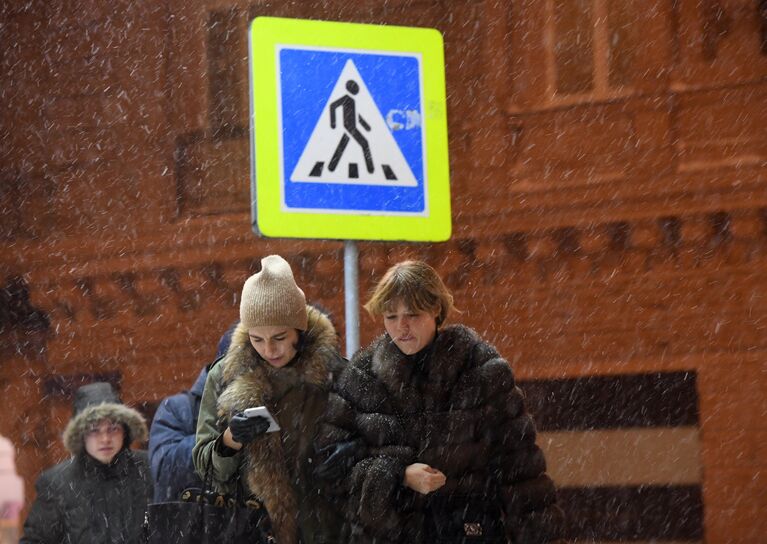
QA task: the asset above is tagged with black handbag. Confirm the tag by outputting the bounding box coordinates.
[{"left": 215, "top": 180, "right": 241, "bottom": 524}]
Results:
[
  {"left": 144, "top": 459, "right": 275, "bottom": 544},
  {"left": 425, "top": 493, "right": 506, "bottom": 543}
]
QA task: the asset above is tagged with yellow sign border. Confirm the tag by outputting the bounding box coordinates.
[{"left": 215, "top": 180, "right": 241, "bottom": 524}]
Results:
[{"left": 249, "top": 16, "right": 451, "bottom": 241}]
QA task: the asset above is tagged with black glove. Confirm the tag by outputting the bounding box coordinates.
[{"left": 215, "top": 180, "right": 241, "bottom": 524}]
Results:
[
  {"left": 228, "top": 413, "right": 270, "bottom": 446},
  {"left": 313, "top": 440, "right": 365, "bottom": 480}
]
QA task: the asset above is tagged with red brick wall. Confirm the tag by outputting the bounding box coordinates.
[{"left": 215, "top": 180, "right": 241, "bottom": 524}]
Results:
[{"left": 1, "top": 0, "right": 765, "bottom": 541}]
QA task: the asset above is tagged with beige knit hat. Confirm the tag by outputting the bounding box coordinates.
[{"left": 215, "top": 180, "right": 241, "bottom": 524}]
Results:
[{"left": 239, "top": 255, "right": 307, "bottom": 330}]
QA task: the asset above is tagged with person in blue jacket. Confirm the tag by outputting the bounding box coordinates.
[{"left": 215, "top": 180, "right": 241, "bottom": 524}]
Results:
[{"left": 148, "top": 324, "right": 236, "bottom": 502}]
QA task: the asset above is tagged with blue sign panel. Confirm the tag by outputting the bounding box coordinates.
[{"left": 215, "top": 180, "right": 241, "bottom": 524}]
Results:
[{"left": 278, "top": 47, "right": 427, "bottom": 215}]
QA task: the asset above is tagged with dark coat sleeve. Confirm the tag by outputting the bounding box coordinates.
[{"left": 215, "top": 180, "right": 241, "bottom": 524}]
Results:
[
  {"left": 316, "top": 354, "right": 418, "bottom": 541},
  {"left": 20, "top": 468, "right": 65, "bottom": 544},
  {"left": 148, "top": 392, "right": 200, "bottom": 502},
  {"left": 473, "top": 343, "right": 564, "bottom": 543}
]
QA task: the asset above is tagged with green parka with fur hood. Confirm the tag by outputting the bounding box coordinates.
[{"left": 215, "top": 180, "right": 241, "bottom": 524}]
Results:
[
  {"left": 21, "top": 383, "right": 152, "bottom": 544},
  {"left": 193, "top": 306, "right": 345, "bottom": 544}
]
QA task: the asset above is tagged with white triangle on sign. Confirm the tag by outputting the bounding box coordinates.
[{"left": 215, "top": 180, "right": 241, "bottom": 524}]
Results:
[{"left": 289, "top": 59, "right": 418, "bottom": 187}]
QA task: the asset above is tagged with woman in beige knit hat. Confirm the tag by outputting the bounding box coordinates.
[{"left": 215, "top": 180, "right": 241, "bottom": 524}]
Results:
[{"left": 193, "top": 255, "right": 345, "bottom": 544}]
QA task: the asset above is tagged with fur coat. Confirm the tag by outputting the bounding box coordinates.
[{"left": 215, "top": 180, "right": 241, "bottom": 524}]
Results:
[
  {"left": 317, "top": 325, "right": 564, "bottom": 543},
  {"left": 193, "top": 306, "right": 344, "bottom": 544}
]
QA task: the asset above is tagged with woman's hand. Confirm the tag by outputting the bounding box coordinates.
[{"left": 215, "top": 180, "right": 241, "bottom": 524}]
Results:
[
  {"left": 403, "top": 462, "right": 446, "bottom": 494},
  {"left": 221, "top": 427, "right": 243, "bottom": 450},
  {"left": 313, "top": 439, "right": 366, "bottom": 480},
  {"left": 222, "top": 413, "right": 270, "bottom": 450}
]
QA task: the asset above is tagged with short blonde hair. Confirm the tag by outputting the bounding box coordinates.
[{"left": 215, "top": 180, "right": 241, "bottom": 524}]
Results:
[{"left": 364, "top": 260, "right": 455, "bottom": 325}]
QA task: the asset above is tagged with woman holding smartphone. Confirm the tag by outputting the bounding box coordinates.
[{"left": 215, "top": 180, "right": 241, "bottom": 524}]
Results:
[{"left": 193, "top": 255, "right": 344, "bottom": 544}]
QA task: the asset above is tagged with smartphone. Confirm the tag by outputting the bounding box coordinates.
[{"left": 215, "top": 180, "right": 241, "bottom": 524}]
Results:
[{"left": 242, "top": 406, "right": 281, "bottom": 433}]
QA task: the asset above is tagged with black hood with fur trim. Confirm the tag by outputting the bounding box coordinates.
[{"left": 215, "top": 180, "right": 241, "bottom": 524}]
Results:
[{"left": 63, "top": 384, "right": 148, "bottom": 456}]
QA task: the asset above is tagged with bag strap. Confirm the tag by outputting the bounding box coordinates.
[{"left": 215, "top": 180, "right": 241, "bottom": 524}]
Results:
[
  {"left": 202, "top": 440, "right": 251, "bottom": 507},
  {"left": 201, "top": 449, "right": 216, "bottom": 497}
]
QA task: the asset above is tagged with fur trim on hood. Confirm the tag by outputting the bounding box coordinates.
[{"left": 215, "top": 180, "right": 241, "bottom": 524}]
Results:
[
  {"left": 63, "top": 403, "right": 148, "bottom": 456},
  {"left": 217, "top": 305, "right": 338, "bottom": 544},
  {"left": 220, "top": 305, "right": 336, "bottom": 392}
]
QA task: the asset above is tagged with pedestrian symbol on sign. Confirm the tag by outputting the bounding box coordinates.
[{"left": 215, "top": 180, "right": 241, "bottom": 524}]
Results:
[
  {"left": 329, "top": 80, "right": 374, "bottom": 176},
  {"left": 289, "top": 59, "right": 418, "bottom": 187}
]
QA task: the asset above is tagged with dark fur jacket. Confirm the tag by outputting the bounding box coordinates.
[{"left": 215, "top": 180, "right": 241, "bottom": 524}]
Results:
[
  {"left": 317, "top": 325, "right": 564, "bottom": 543},
  {"left": 193, "top": 306, "right": 344, "bottom": 544}
]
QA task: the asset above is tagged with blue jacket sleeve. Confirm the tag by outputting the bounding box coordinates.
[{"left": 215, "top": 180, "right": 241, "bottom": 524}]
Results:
[{"left": 148, "top": 392, "right": 200, "bottom": 502}]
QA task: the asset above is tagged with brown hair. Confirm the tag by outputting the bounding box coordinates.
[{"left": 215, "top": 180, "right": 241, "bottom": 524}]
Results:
[{"left": 364, "top": 260, "right": 455, "bottom": 325}]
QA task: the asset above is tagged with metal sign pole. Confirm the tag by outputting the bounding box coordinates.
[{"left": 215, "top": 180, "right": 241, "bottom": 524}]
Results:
[{"left": 344, "top": 240, "right": 360, "bottom": 358}]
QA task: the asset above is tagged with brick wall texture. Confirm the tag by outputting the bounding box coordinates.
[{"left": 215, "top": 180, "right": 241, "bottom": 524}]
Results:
[{"left": 1, "top": 1, "right": 766, "bottom": 542}]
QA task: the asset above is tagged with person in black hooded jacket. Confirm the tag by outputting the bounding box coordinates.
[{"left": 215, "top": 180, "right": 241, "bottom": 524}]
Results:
[
  {"left": 21, "top": 382, "right": 152, "bottom": 544},
  {"left": 316, "top": 260, "right": 564, "bottom": 543}
]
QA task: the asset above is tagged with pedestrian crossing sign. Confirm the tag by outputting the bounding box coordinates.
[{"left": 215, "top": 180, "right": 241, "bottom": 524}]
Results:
[{"left": 248, "top": 17, "right": 451, "bottom": 241}]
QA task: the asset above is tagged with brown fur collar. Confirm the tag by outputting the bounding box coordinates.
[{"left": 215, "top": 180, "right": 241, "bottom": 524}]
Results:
[
  {"left": 365, "top": 324, "right": 503, "bottom": 413},
  {"left": 63, "top": 403, "right": 148, "bottom": 456},
  {"left": 216, "top": 305, "right": 338, "bottom": 544}
]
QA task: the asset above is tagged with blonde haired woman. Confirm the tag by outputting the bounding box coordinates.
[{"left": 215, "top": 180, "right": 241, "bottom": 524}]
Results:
[{"left": 317, "top": 260, "right": 563, "bottom": 543}]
